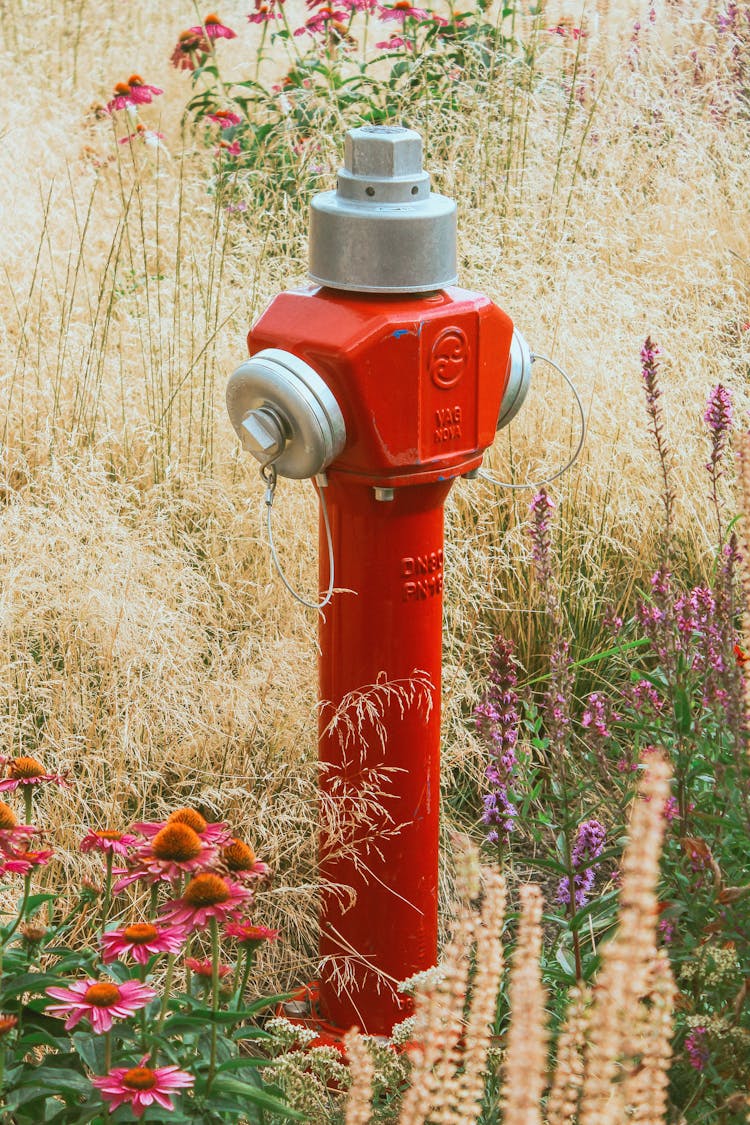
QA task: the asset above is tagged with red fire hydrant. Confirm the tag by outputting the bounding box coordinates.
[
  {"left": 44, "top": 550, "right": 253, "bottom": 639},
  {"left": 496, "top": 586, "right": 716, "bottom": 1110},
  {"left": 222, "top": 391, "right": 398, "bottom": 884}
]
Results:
[{"left": 226, "top": 126, "right": 532, "bottom": 1038}]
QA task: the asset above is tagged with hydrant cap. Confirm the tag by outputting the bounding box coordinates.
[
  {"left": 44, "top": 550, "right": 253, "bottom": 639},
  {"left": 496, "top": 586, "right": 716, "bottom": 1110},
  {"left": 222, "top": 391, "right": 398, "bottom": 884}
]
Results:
[{"left": 309, "top": 125, "right": 458, "bottom": 294}]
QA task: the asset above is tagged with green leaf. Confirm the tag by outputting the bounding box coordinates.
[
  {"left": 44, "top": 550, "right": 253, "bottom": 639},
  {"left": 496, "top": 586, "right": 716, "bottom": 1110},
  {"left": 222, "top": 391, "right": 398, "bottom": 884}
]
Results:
[
  {"left": 555, "top": 946, "right": 577, "bottom": 977},
  {"left": 211, "top": 1076, "right": 303, "bottom": 1119}
]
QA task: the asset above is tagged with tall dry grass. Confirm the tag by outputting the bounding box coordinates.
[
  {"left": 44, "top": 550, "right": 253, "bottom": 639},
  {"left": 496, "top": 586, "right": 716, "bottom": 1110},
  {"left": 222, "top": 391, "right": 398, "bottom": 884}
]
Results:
[{"left": 0, "top": 0, "right": 748, "bottom": 998}]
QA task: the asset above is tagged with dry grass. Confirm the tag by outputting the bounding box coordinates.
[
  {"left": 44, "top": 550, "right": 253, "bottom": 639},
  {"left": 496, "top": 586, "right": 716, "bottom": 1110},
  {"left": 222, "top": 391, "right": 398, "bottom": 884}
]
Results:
[{"left": 0, "top": 0, "right": 748, "bottom": 997}]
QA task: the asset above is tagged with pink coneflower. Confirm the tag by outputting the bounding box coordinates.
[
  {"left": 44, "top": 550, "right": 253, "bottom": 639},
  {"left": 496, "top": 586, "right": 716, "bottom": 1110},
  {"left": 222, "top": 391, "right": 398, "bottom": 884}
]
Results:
[
  {"left": 224, "top": 921, "right": 281, "bottom": 946},
  {"left": 375, "top": 35, "right": 408, "bottom": 49},
  {"left": 216, "top": 139, "right": 242, "bottom": 157},
  {"left": 207, "top": 109, "right": 242, "bottom": 129},
  {"left": 0, "top": 756, "right": 69, "bottom": 792},
  {"left": 220, "top": 838, "right": 270, "bottom": 884},
  {"left": 248, "top": 4, "right": 280, "bottom": 21},
  {"left": 185, "top": 957, "right": 233, "bottom": 978},
  {"left": 45, "top": 979, "right": 157, "bottom": 1034},
  {"left": 189, "top": 13, "right": 237, "bottom": 39},
  {"left": 132, "top": 808, "right": 232, "bottom": 848},
  {"left": 114, "top": 822, "right": 217, "bottom": 890},
  {"left": 0, "top": 800, "right": 39, "bottom": 854},
  {"left": 118, "top": 125, "right": 167, "bottom": 151},
  {"left": 159, "top": 873, "right": 252, "bottom": 933},
  {"left": 124, "top": 75, "right": 163, "bottom": 105},
  {"left": 80, "top": 829, "right": 139, "bottom": 857},
  {"left": 170, "top": 29, "right": 210, "bottom": 69},
  {"left": 294, "top": 6, "right": 347, "bottom": 34},
  {"left": 92, "top": 1058, "right": 193, "bottom": 1118},
  {"left": 101, "top": 922, "right": 187, "bottom": 965},
  {"left": 378, "top": 1, "right": 431, "bottom": 22},
  {"left": 0, "top": 847, "right": 53, "bottom": 876}
]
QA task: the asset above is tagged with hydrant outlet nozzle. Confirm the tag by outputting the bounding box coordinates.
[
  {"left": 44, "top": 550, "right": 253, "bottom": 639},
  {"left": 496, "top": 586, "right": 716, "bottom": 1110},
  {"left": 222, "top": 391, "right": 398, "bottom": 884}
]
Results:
[{"left": 497, "top": 328, "right": 533, "bottom": 431}]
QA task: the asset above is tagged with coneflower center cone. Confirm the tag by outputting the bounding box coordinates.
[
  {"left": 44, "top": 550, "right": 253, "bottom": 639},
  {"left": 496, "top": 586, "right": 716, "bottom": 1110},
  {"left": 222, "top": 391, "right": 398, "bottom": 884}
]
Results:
[
  {"left": 222, "top": 839, "right": 255, "bottom": 870},
  {"left": 0, "top": 801, "right": 18, "bottom": 828},
  {"left": 151, "top": 824, "right": 202, "bottom": 862},
  {"left": 122, "top": 1067, "right": 157, "bottom": 1091},
  {"left": 84, "top": 983, "right": 121, "bottom": 1007},
  {"left": 183, "top": 873, "right": 230, "bottom": 906},
  {"left": 122, "top": 924, "right": 159, "bottom": 943},
  {"left": 8, "top": 756, "right": 45, "bottom": 779},
  {"left": 167, "top": 808, "right": 207, "bottom": 834}
]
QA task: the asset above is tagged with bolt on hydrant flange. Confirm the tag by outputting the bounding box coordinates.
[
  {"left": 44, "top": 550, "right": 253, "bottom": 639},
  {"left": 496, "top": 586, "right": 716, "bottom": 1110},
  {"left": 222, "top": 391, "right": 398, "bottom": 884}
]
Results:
[{"left": 226, "top": 124, "right": 535, "bottom": 1038}]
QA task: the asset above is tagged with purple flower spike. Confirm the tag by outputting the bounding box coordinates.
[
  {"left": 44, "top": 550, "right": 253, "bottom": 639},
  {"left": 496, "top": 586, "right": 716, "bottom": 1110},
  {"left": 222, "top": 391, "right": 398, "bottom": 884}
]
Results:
[
  {"left": 475, "top": 636, "right": 521, "bottom": 846},
  {"left": 556, "top": 818, "right": 607, "bottom": 910}
]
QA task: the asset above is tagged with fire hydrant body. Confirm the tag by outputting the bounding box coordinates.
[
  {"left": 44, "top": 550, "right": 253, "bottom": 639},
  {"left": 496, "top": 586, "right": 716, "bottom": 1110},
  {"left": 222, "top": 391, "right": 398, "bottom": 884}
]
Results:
[
  {"left": 248, "top": 286, "right": 513, "bottom": 1033},
  {"left": 227, "top": 126, "right": 529, "bottom": 1038}
]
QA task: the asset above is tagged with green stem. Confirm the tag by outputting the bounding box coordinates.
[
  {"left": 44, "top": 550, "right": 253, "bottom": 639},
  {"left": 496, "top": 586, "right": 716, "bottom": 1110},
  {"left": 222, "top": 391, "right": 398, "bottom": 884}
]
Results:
[
  {"left": 255, "top": 21, "right": 268, "bottom": 81},
  {"left": 23, "top": 787, "right": 32, "bottom": 825},
  {"left": 207, "top": 918, "right": 220, "bottom": 1091},
  {"left": 236, "top": 948, "right": 256, "bottom": 1009},
  {"left": 104, "top": 1030, "right": 112, "bottom": 1073},
  {"left": 2, "top": 877, "right": 31, "bottom": 946},
  {"left": 155, "top": 954, "right": 177, "bottom": 1037},
  {"left": 102, "top": 851, "right": 113, "bottom": 931}
]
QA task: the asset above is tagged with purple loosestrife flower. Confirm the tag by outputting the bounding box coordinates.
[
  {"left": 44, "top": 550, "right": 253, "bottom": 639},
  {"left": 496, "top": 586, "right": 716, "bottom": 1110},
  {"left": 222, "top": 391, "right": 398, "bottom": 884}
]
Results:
[
  {"left": 640, "top": 336, "right": 675, "bottom": 540},
  {"left": 685, "top": 1027, "right": 710, "bottom": 1070},
  {"left": 475, "top": 636, "right": 520, "bottom": 846},
  {"left": 581, "top": 692, "right": 620, "bottom": 772},
  {"left": 556, "top": 819, "right": 607, "bottom": 910}
]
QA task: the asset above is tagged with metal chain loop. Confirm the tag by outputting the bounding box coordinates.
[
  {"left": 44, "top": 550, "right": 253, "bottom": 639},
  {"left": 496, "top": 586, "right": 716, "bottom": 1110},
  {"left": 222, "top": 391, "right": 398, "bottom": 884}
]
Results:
[
  {"left": 262, "top": 464, "right": 336, "bottom": 611},
  {"left": 479, "top": 353, "right": 586, "bottom": 491}
]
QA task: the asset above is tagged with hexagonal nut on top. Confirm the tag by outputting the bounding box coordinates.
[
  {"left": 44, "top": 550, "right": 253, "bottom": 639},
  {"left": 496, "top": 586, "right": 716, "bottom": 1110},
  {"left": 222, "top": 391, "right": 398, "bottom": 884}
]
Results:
[{"left": 344, "top": 126, "right": 423, "bottom": 181}]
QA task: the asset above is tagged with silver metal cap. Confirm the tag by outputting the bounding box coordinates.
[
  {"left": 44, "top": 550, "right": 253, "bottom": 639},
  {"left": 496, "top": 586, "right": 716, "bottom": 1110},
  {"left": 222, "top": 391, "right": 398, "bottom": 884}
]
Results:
[
  {"left": 497, "top": 329, "right": 533, "bottom": 430},
  {"left": 227, "top": 349, "right": 346, "bottom": 479},
  {"left": 309, "top": 125, "right": 457, "bottom": 294}
]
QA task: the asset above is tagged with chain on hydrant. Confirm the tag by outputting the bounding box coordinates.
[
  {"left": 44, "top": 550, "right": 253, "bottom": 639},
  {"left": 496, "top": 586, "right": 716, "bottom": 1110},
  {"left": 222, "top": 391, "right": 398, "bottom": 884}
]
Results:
[{"left": 226, "top": 125, "right": 585, "bottom": 1039}]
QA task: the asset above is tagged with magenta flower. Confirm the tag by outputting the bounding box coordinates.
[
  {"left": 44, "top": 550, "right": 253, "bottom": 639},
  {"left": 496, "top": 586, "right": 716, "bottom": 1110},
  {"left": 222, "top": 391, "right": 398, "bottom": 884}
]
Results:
[
  {"left": 189, "top": 14, "right": 237, "bottom": 39},
  {"left": 125, "top": 75, "right": 164, "bottom": 104},
  {"left": 159, "top": 873, "right": 252, "bottom": 934},
  {"left": 225, "top": 921, "right": 281, "bottom": 945},
  {"left": 101, "top": 922, "right": 186, "bottom": 965},
  {"left": 216, "top": 139, "right": 242, "bottom": 157},
  {"left": 294, "top": 6, "right": 347, "bottom": 35},
  {"left": 45, "top": 979, "right": 157, "bottom": 1034},
  {"left": 376, "top": 35, "right": 407, "bottom": 49},
  {"left": 80, "top": 829, "right": 139, "bottom": 857},
  {"left": 685, "top": 1027, "right": 710, "bottom": 1071},
  {"left": 105, "top": 76, "right": 162, "bottom": 114},
  {"left": 248, "top": 0, "right": 283, "bottom": 22},
  {"left": 207, "top": 109, "right": 242, "bottom": 129},
  {"left": 171, "top": 29, "right": 210, "bottom": 69},
  {"left": 114, "top": 827, "right": 217, "bottom": 891},
  {"left": 0, "top": 755, "right": 68, "bottom": 792},
  {"left": 379, "top": 1, "right": 431, "bottom": 21},
  {"left": 118, "top": 126, "right": 167, "bottom": 151},
  {"left": 131, "top": 809, "right": 232, "bottom": 848},
  {"left": 185, "top": 957, "right": 233, "bottom": 978},
  {"left": 93, "top": 1058, "right": 193, "bottom": 1118},
  {"left": 0, "top": 848, "right": 53, "bottom": 876},
  {"left": 342, "top": 0, "right": 378, "bottom": 9},
  {"left": 220, "top": 837, "right": 271, "bottom": 884}
]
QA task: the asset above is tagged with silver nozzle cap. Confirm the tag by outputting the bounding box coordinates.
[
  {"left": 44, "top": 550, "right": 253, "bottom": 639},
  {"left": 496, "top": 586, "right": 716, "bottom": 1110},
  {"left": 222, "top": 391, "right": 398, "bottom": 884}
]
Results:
[{"left": 309, "top": 125, "right": 457, "bottom": 294}]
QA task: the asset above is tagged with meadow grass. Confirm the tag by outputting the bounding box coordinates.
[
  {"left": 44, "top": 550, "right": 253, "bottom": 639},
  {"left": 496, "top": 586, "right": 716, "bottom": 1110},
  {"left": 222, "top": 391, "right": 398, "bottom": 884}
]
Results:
[{"left": 0, "top": 0, "right": 748, "bottom": 1028}]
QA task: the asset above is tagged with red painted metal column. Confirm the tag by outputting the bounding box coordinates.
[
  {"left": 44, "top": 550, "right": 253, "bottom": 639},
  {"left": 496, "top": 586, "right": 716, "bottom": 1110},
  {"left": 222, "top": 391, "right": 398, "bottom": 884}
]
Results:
[{"left": 317, "top": 476, "right": 451, "bottom": 1035}]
